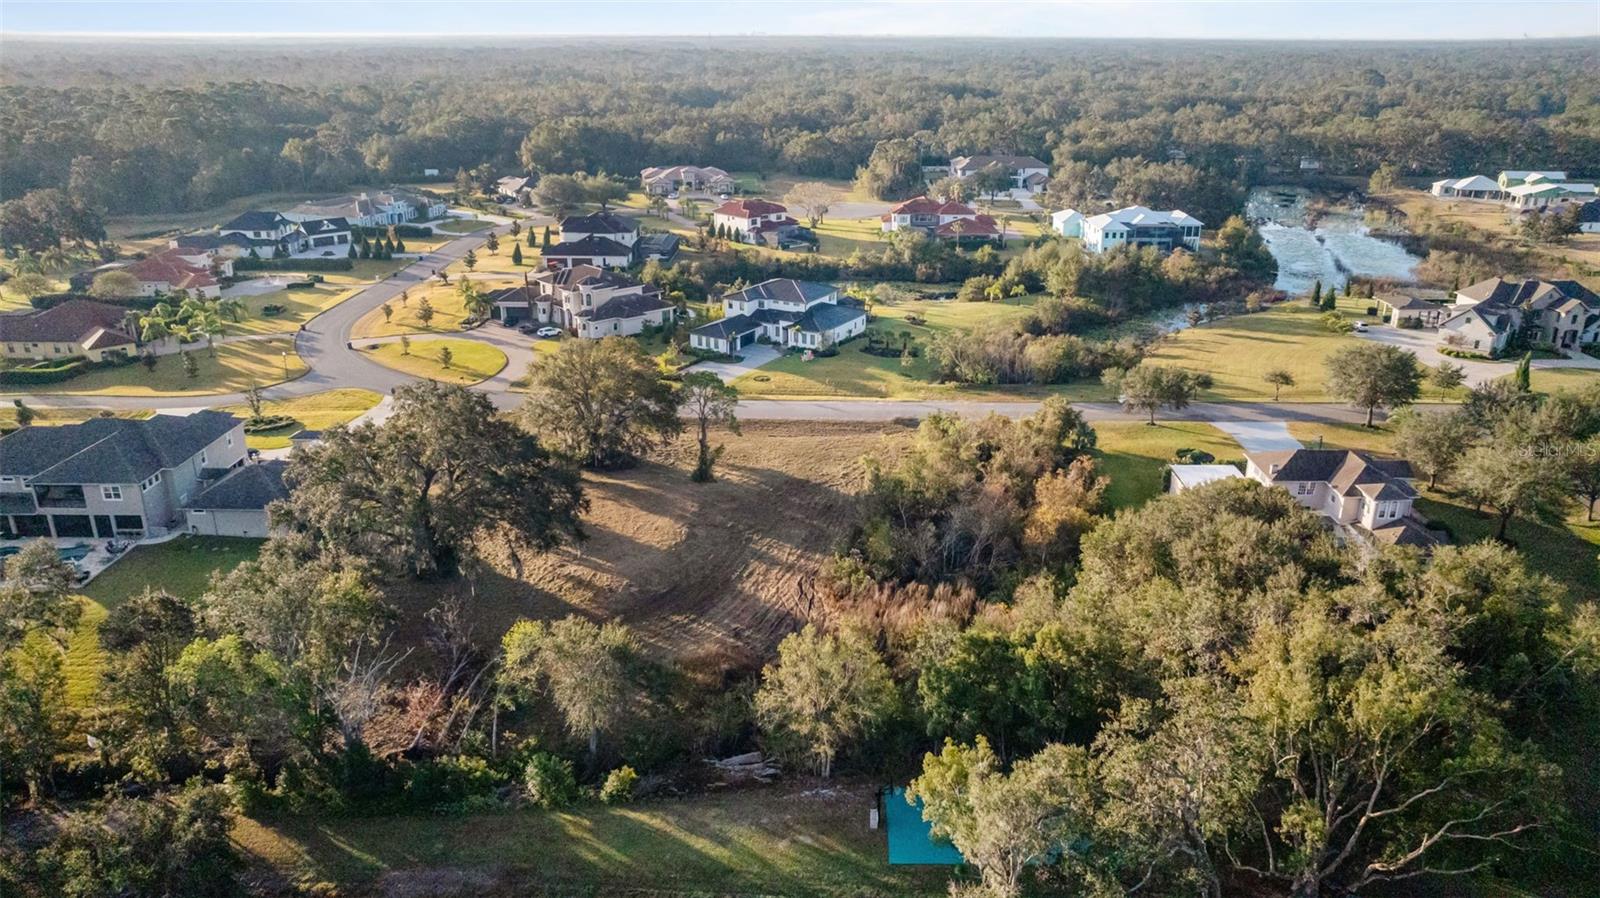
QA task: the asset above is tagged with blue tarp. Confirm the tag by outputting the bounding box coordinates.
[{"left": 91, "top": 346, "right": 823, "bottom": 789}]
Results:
[{"left": 884, "top": 787, "right": 965, "bottom": 866}]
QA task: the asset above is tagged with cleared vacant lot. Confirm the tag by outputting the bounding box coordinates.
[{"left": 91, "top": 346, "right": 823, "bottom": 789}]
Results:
[
  {"left": 235, "top": 782, "right": 947, "bottom": 897},
  {"left": 386, "top": 420, "right": 903, "bottom": 658}
]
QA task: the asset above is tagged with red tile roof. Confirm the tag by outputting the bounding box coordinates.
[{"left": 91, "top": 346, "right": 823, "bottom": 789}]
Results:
[
  {"left": 714, "top": 198, "right": 788, "bottom": 218},
  {"left": 124, "top": 250, "right": 218, "bottom": 291},
  {"left": 935, "top": 214, "right": 999, "bottom": 237},
  {"left": 887, "top": 196, "right": 980, "bottom": 217},
  {"left": 0, "top": 299, "right": 134, "bottom": 346}
]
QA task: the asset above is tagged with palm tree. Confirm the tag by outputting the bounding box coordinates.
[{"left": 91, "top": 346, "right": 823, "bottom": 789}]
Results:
[
  {"left": 40, "top": 246, "right": 70, "bottom": 273},
  {"left": 138, "top": 315, "right": 171, "bottom": 343},
  {"left": 217, "top": 298, "right": 245, "bottom": 323},
  {"left": 196, "top": 309, "right": 224, "bottom": 356},
  {"left": 11, "top": 252, "right": 44, "bottom": 276}
]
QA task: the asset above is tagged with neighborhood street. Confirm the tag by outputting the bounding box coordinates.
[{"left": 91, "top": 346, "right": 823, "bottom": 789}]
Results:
[{"left": 7, "top": 212, "right": 1584, "bottom": 432}]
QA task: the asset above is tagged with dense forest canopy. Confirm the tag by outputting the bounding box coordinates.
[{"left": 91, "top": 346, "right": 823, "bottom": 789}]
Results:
[{"left": 1, "top": 37, "right": 1597, "bottom": 214}]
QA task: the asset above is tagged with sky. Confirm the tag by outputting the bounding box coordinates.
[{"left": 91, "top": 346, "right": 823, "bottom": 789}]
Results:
[{"left": 0, "top": 0, "right": 1596, "bottom": 40}]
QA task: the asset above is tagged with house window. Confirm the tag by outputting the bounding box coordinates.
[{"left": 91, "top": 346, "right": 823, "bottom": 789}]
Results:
[
  {"left": 1295, "top": 483, "right": 1312, "bottom": 495},
  {"left": 199, "top": 450, "right": 207, "bottom": 465},
  {"left": 101, "top": 486, "right": 122, "bottom": 501},
  {"left": 141, "top": 472, "right": 162, "bottom": 490}
]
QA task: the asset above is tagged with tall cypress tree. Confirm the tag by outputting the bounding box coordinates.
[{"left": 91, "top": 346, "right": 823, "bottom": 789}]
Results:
[
  {"left": 1310, "top": 280, "right": 1322, "bottom": 307},
  {"left": 1514, "top": 352, "right": 1531, "bottom": 392}
]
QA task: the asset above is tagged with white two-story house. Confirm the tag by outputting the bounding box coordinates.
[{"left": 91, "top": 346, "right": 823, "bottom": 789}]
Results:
[
  {"left": 949, "top": 155, "right": 1050, "bottom": 193},
  {"left": 1438, "top": 277, "right": 1600, "bottom": 357},
  {"left": 1054, "top": 205, "right": 1203, "bottom": 254},
  {"left": 219, "top": 211, "right": 308, "bottom": 259},
  {"left": 1244, "top": 448, "right": 1441, "bottom": 548},
  {"left": 0, "top": 410, "right": 248, "bottom": 540},
  {"left": 688, "top": 279, "right": 865, "bottom": 355},
  {"left": 881, "top": 197, "right": 1000, "bottom": 242},
  {"left": 543, "top": 212, "right": 640, "bottom": 269},
  {"left": 488, "top": 265, "right": 674, "bottom": 339},
  {"left": 711, "top": 199, "right": 795, "bottom": 243}
]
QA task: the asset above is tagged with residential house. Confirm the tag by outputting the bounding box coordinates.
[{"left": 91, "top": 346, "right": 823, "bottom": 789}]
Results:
[
  {"left": 496, "top": 176, "right": 534, "bottom": 201},
  {"left": 1244, "top": 448, "right": 1443, "bottom": 548},
  {"left": 559, "top": 212, "right": 639, "bottom": 249},
  {"left": 1497, "top": 170, "right": 1568, "bottom": 190},
  {"left": 1580, "top": 200, "right": 1600, "bottom": 234},
  {"left": 1051, "top": 209, "right": 1086, "bottom": 238},
  {"left": 1057, "top": 206, "right": 1203, "bottom": 254},
  {"left": 185, "top": 459, "right": 289, "bottom": 538},
  {"left": 1, "top": 299, "right": 139, "bottom": 362},
  {"left": 282, "top": 189, "right": 445, "bottom": 228},
  {"left": 880, "top": 197, "right": 1000, "bottom": 242},
  {"left": 1506, "top": 179, "right": 1597, "bottom": 211},
  {"left": 0, "top": 410, "right": 247, "bottom": 540},
  {"left": 688, "top": 279, "right": 865, "bottom": 355},
  {"left": 170, "top": 232, "right": 257, "bottom": 260},
  {"left": 637, "top": 233, "right": 681, "bottom": 262},
  {"left": 283, "top": 194, "right": 394, "bottom": 228},
  {"left": 1166, "top": 464, "right": 1243, "bottom": 494},
  {"left": 377, "top": 188, "right": 448, "bottom": 221},
  {"left": 1438, "top": 277, "right": 1600, "bottom": 356},
  {"left": 219, "top": 211, "right": 307, "bottom": 259},
  {"left": 543, "top": 212, "right": 640, "bottom": 269},
  {"left": 1429, "top": 175, "right": 1504, "bottom": 201},
  {"left": 298, "top": 217, "right": 353, "bottom": 252},
  {"left": 711, "top": 199, "right": 796, "bottom": 244},
  {"left": 1374, "top": 291, "right": 1451, "bottom": 328},
  {"left": 640, "top": 165, "right": 734, "bottom": 195},
  {"left": 948, "top": 155, "right": 1050, "bottom": 193},
  {"left": 488, "top": 265, "right": 675, "bottom": 338},
  {"left": 123, "top": 249, "right": 228, "bottom": 299}
]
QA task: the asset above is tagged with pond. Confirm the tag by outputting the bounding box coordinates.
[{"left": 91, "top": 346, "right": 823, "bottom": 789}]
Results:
[{"left": 1247, "top": 186, "right": 1420, "bottom": 296}]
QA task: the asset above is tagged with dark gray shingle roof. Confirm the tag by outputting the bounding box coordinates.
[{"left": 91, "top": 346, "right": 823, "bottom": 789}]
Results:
[
  {"left": 221, "top": 210, "right": 291, "bottom": 232},
  {"left": 586, "top": 291, "right": 673, "bottom": 322},
  {"left": 724, "top": 278, "right": 836, "bottom": 306},
  {"left": 187, "top": 460, "right": 289, "bottom": 511},
  {"left": 0, "top": 411, "right": 241, "bottom": 484},
  {"left": 691, "top": 313, "right": 762, "bottom": 341},
  {"left": 544, "top": 235, "right": 635, "bottom": 258},
  {"left": 792, "top": 303, "right": 866, "bottom": 333}
]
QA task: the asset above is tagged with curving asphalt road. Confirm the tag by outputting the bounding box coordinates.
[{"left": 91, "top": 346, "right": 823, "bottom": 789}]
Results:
[{"left": 4, "top": 216, "right": 1388, "bottom": 427}]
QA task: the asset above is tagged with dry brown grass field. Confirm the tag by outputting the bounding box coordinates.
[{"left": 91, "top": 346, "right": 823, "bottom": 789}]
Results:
[{"left": 385, "top": 420, "right": 913, "bottom": 659}]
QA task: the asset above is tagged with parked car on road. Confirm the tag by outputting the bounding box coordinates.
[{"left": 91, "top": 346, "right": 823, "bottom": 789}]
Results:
[{"left": 535, "top": 326, "right": 562, "bottom": 338}]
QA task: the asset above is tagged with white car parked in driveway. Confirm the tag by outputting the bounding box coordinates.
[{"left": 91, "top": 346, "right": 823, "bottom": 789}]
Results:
[{"left": 534, "top": 326, "right": 562, "bottom": 338}]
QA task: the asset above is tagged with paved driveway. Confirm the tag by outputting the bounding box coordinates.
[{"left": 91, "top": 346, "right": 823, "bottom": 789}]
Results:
[
  {"left": 1212, "top": 421, "right": 1303, "bottom": 452},
  {"left": 1358, "top": 325, "right": 1600, "bottom": 385},
  {"left": 688, "top": 344, "right": 781, "bottom": 381}
]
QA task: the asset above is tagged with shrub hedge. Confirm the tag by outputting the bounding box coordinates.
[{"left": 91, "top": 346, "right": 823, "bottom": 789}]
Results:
[{"left": 235, "top": 257, "right": 354, "bottom": 272}]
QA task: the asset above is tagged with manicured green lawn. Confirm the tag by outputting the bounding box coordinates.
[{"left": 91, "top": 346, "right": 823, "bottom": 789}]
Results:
[
  {"left": 0, "top": 407, "right": 152, "bottom": 431},
  {"left": 219, "top": 387, "right": 382, "bottom": 449},
  {"left": 1287, "top": 421, "right": 1600, "bottom": 605},
  {"left": 24, "top": 337, "right": 307, "bottom": 397},
  {"left": 1145, "top": 301, "right": 1362, "bottom": 401},
  {"left": 352, "top": 276, "right": 522, "bottom": 338},
  {"left": 433, "top": 217, "right": 493, "bottom": 234},
  {"left": 65, "top": 536, "right": 263, "bottom": 706},
  {"left": 730, "top": 297, "right": 1077, "bottom": 400},
  {"left": 812, "top": 217, "right": 888, "bottom": 256},
  {"left": 360, "top": 338, "right": 507, "bottom": 385},
  {"left": 1093, "top": 422, "right": 1243, "bottom": 511},
  {"left": 233, "top": 784, "right": 948, "bottom": 897},
  {"left": 1530, "top": 367, "right": 1600, "bottom": 394}
]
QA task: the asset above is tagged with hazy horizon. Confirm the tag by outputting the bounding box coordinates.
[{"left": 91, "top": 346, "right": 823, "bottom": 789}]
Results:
[{"left": 3, "top": 0, "right": 1597, "bottom": 41}]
